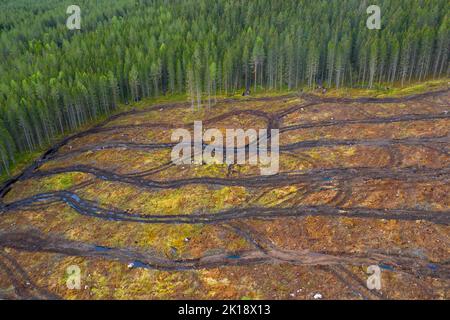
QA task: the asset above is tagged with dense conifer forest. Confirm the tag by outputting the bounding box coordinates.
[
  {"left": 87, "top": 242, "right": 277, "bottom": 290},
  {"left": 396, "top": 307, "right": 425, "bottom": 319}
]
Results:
[{"left": 0, "top": 0, "right": 448, "bottom": 175}]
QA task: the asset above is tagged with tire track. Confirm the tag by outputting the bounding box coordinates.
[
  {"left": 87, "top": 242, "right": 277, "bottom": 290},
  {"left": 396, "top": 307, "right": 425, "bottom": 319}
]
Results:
[
  {"left": 28, "top": 165, "right": 450, "bottom": 190},
  {"left": 0, "top": 229, "right": 447, "bottom": 277},
  {"left": 280, "top": 113, "right": 450, "bottom": 133},
  {"left": 1, "top": 191, "right": 449, "bottom": 225},
  {"left": 0, "top": 252, "right": 59, "bottom": 300}
]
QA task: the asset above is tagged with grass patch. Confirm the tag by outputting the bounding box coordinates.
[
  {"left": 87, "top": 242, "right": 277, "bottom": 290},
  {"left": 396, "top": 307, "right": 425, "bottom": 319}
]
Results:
[
  {"left": 41, "top": 173, "right": 77, "bottom": 191},
  {"left": 324, "top": 78, "right": 448, "bottom": 98}
]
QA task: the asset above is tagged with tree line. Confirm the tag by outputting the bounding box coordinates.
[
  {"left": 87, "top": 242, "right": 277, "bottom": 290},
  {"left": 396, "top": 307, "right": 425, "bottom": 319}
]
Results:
[{"left": 0, "top": 0, "right": 448, "bottom": 175}]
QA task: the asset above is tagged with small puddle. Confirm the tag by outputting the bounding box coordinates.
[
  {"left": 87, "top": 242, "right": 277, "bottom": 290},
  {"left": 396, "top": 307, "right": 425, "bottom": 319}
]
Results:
[
  {"left": 94, "top": 245, "right": 111, "bottom": 252},
  {"left": 70, "top": 194, "right": 81, "bottom": 202},
  {"left": 427, "top": 263, "right": 438, "bottom": 272},
  {"left": 379, "top": 264, "right": 394, "bottom": 271}
]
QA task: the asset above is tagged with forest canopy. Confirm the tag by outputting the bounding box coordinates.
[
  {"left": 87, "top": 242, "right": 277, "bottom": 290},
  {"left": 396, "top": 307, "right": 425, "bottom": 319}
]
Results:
[{"left": 0, "top": 0, "right": 448, "bottom": 175}]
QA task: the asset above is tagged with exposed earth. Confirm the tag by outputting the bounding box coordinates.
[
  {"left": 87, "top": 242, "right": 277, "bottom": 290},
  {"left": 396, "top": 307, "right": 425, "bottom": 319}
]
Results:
[{"left": 0, "top": 87, "right": 449, "bottom": 300}]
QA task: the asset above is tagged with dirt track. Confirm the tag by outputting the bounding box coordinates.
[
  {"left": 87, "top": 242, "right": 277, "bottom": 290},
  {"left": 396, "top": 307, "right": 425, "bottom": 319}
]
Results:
[{"left": 0, "top": 88, "right": 448, "bottom": 299}]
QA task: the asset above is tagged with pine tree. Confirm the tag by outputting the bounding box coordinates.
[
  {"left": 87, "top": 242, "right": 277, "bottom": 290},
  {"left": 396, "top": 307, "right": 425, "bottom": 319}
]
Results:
[
  {"left": 129, "top": 65, "right": 139, "bottom": 102},
  {"left": 252, "top": 37, "right": 264, "bottom": 92}
]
